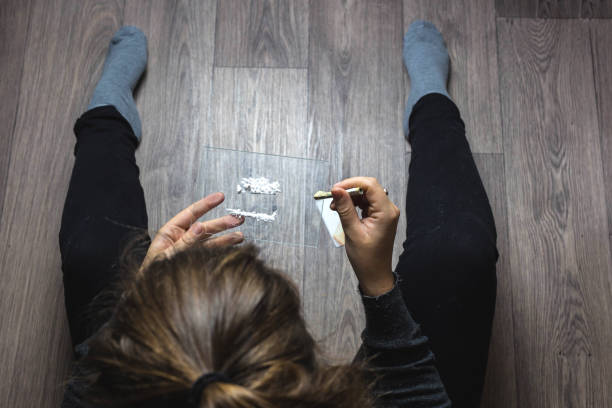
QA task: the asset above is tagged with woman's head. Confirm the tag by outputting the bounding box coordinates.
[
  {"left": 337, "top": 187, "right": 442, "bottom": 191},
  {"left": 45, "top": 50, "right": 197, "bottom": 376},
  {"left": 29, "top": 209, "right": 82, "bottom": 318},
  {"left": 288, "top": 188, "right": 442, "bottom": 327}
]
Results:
[{"left": 77, "top": 244, "right": 376, "bottom": 407}]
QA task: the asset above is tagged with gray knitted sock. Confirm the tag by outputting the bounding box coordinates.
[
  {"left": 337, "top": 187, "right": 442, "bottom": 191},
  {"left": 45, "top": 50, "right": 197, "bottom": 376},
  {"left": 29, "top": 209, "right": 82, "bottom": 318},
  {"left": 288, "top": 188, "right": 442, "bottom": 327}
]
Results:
[
  {"left": 403, "top": 20, "right": 450, "bottom": 137},
  {"left": 88, "top": 26, "right": 147, "bottom": 141}
]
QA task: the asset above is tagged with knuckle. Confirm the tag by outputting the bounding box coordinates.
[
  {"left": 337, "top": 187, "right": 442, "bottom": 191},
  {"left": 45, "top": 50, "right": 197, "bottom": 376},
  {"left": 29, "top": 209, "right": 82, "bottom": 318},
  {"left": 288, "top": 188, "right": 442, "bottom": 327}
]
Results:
[
  {"left": 187, "top": 204, "right": 199, "bottom": 223},
  {"left": 337, "top": 207, "right": 353, "bottom": 218},
  {"left": 157, "top": 228, "right": 175, "bottom": 246},
  {"left": 202, "top": 239, "right": 218, "bottom": 248},
  {"left": 184, "top": 233, "right": 197, "bottom": 245}
]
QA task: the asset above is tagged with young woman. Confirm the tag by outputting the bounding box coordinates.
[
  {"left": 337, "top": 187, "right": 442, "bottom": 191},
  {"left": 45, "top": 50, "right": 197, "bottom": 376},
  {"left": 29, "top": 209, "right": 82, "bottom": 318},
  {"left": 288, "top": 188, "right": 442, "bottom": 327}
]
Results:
[{"left": 61, "top": 21, "right": 498, "bottom": 408}]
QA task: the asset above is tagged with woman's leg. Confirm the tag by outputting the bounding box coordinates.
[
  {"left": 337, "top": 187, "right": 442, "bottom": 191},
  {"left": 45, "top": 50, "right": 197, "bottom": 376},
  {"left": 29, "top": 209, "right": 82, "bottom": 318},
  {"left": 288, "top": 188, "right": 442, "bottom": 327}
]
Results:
[
  {"left": 60, "top": 107, "right": 149, "bottom": 348},
  {"left": 59, "top": 27, "right": 148, "bottom": 348},
  {"left": 395, "top": 22, "right": 498, "bottom": 407}
]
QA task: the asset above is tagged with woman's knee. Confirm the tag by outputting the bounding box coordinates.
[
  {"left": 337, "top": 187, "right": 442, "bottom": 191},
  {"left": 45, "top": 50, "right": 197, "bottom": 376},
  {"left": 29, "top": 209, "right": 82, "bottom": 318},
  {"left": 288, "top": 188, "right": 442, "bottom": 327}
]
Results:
[
  {"left": 60, "top": 217, "right": 127, "bottom": 279},
  {"left": 435, "top": 214, "right": 498, "bottom": 290},
  {"left": 444, "top": 211, "right": 497, "bottom": 259}
]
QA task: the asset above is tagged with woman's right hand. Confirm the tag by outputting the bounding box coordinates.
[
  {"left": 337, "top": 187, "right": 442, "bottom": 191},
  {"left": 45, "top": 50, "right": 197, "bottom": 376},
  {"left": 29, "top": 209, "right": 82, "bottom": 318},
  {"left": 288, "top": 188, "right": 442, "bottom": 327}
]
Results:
[{"left": 330, "top": 177, "right": 400, "bottom": 297}]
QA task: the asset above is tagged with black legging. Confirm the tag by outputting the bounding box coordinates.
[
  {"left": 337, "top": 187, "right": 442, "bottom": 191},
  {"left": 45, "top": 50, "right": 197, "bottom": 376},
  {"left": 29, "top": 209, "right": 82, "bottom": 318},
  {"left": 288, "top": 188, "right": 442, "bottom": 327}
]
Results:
[
  {"left": 397, "top": 93, "right": 498, "bottom": 407},
  {"left": 60, "top": 94, "right": 497, "bottom": 407},
  {"left": 59, "top": 106, "right": 149, "bottom": 347}
]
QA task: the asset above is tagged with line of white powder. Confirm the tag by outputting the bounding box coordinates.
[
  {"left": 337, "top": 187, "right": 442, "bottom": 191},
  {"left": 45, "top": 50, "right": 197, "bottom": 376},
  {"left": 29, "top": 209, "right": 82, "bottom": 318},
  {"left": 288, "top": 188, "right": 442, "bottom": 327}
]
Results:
[{"left": 226, "top": 209, "right": 278, "bottom": 222}]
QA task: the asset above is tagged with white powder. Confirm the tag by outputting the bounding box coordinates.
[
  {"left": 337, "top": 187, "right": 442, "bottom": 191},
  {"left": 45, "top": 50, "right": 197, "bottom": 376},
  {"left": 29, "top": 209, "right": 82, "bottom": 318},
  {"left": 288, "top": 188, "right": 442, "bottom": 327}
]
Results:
[
  {"left": 226, "top": 208, "right": 278, "bottom": 222},
  {"left": 237, "top": 177, "right": 281, "bottom": 195}
]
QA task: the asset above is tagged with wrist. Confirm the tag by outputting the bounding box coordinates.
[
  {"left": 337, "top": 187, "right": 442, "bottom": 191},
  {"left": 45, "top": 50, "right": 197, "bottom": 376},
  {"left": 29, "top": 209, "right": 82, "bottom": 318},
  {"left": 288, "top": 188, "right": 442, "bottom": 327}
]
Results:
[{"left": 359, "top": 271, "right": 395, "bottom": 297}]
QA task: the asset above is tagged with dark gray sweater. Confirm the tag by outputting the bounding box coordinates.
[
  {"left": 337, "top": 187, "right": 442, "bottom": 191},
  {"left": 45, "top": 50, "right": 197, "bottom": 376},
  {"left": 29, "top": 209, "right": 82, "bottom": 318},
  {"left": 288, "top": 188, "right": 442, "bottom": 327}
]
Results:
[
  {"left": 63, "top": 275, "right": 451, "bottom": 407},
  {"left": 357, "top": 274, "right": 451, "bottom": 407}
]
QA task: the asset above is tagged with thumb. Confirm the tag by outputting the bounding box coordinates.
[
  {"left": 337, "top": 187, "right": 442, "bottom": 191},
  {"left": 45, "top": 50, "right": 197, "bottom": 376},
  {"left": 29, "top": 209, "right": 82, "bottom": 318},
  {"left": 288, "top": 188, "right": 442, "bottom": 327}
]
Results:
[{"left": 331, "top": 188, "right": 360, "bottom": 234}]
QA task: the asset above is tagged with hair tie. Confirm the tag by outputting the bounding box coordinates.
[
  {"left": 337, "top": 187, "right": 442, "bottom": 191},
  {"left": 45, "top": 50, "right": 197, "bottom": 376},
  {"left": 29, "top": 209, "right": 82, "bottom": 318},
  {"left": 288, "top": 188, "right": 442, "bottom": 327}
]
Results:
[{"left": 190, "top": 372, "right": 231, "bottom": 405}]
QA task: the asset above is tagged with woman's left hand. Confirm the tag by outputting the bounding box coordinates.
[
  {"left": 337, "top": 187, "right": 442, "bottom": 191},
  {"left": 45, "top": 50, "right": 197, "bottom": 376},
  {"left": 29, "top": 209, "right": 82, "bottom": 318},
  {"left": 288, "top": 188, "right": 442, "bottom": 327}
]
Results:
[{"left": 141, "top": 192, "right": 244, "bottom": 270}]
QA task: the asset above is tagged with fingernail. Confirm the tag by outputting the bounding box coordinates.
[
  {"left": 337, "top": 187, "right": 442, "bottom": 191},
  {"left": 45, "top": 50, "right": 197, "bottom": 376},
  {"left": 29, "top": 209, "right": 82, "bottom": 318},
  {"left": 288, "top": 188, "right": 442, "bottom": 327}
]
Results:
[
  {"left": 235, "top": 232, "right": 244, "bottom": 240},
  {"left": 191, "top": 222, "right": 203, "bottom": 235}
]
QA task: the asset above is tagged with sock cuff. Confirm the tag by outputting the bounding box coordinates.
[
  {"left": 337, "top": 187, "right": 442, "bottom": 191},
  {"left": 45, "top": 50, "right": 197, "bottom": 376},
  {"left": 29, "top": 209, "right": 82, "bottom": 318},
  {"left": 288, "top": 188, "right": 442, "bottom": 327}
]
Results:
[
  {"left": 74, "top": 106, "right": 140, "bottom": 150},
  {"left": 410, "top": 92, "right": 458, "bottom": 120},
  {"left": 407, "top": 93, "right": 463, "bottom": 143}
]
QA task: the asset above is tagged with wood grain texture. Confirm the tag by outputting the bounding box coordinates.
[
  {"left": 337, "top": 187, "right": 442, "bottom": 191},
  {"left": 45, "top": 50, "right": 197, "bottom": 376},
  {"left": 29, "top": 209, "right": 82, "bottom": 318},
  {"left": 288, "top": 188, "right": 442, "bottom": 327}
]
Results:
[
  {"left": 495, "top": 0, "right": 538, "bottom": 17},
  {"left": 305, "top": 0, "right": 406, "bottom": 360},
  {"left": 538, "top": 0, "right": 582, "bottom": 17},
  {"left": 0, "top": 1, "right": 123, "bottom": 406},
  {"left": 0, "top": 0, "right": 31, "bottom": 224},
  {"left": 214, "top": 0, "right": 309, "bottom": 68},
  {"left": 496, "top": 0, "right": 612, "bottom": 17},
  {"left": 474, "top": 154, "right": 518, "bottom": 408},
  {"left": 261, "top": 243, "right": 306, "bottom": 298},
  {"left": 582, "top": 0, "right": 612, "bottom": 17},
  {"left": 123, "top": 0, "right": 217, "bottom": 233},
  {"left": 304, "top": 242, "right": 365, "bottom": 362},
  {"left": 591, "top": 21, "right": 612, "bottom": 274},
  {"left": 498, "top": 18, "right": 612, "bottom": 407},
  {"left": 404, "top": 0, "right": 502, "bottom": 153},
  {"left": 208, "top": 67, "right": 309, "bottom": 157}
]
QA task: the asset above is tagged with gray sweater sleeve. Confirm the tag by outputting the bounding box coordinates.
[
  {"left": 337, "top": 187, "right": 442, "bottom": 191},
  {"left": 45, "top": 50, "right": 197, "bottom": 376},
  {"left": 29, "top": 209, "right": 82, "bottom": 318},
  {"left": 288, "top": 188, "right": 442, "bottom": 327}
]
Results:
[{"left": 355, "top": 274, "right": 451, "bottom": 407}]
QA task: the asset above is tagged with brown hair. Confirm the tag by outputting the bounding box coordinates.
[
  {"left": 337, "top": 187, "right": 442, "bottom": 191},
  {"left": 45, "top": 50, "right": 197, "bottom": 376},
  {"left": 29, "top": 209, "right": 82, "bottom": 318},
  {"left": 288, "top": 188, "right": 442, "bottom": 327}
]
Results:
[{"left": 76, "top": 244, "right": 377, "bottom": 407}]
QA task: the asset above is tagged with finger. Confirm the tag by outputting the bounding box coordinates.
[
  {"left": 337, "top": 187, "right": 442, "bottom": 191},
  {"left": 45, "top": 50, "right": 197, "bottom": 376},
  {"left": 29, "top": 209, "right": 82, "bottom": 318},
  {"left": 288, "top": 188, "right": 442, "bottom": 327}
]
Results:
[
  {"left": 202, "top": 231, "right": 245, "bottom": 248},
  {"left": 167, "top": 192, "right": 225, "bottom": 230},
  {"left": 201, "top": 215, "right": 245, "bottom": 236},
  {"left": 329, "top": 192, "right": 367, "bottom": 212},
  {"left": 331, "top": 187, "right": 361, "bottom": 235},
  {"left": 333, "top": 177, "right": 388, "bottom": 211},
  {"left": 173, "top": 216, "right": 244, "bottom": 253}
]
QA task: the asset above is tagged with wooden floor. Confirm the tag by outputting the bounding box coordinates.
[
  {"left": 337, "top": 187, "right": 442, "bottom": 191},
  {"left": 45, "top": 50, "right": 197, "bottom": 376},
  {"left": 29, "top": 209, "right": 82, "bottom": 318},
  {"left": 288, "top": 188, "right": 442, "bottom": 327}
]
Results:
[{"left": 1, "top": 0, "right": 611, "bottom": 406}]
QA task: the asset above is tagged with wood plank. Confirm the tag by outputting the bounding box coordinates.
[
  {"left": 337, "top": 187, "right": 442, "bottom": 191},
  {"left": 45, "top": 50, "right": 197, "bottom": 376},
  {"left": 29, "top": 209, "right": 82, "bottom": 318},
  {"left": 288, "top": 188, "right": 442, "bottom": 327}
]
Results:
[
  {"left": 0, "top": 1, "right": 123, "bottom": 407},
  {"left": 260, "top": 244, "right": 305, "bottom": 296},
  {"left": 305, "top": 0, "right": 405, "bottom": 360},
  {"left": 591, "top": 21, "right": 612, "bottom": 277},
  {"left": 497, "top": 0, "right": 612, "bottom": 18},
  {"left": 214, "top": 0, "right": 309, "bottom": 68},
  {"left": 582, "top": 0, "right": 612, "bottom": 17},
  {"left": 304, "top": 241, "right": 365, "bottom": 363},
  {"left": 123, "top": 0, "right": 217, "bottom": 233},
  {"left": 538, "top": 0, "right": 581, "bottom": 17},
  {"left": 208, "top": 67, "right": 309, "bottom": 157},
  {"left": 495, "top": 0, "right": 537, "bottom": 17},
  {"left": 404, "top": 0, "right": 502, "bottom": 153},
  {"left": 498, "top": 18, "right": 612, "bottom": 407},
  {"left": 205, "top": 67, "right": 310, "bottom": 287},
  {"left": 0, "top": 0, "right": 31, "bottom": 224},
  {"left": 474, "top": 154, "right": 518, "bottom": 408}
]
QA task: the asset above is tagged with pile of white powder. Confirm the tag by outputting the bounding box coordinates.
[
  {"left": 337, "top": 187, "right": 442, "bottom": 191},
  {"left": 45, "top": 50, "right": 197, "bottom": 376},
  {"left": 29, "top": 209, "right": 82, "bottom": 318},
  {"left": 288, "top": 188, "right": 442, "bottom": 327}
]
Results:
[{"left": 236, "top": 177, "right": 281, "bottom": 195}]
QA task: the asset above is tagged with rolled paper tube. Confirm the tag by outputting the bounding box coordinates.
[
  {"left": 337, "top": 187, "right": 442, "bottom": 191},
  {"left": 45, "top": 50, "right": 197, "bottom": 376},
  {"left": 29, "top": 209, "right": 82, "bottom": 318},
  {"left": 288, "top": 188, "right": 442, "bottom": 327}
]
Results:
[
  {"left": 313, "top": 187, "right": 388, "bottom": 200},
  {"left": 313, "top": 187, "right": 363, "bottom": 200}
]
